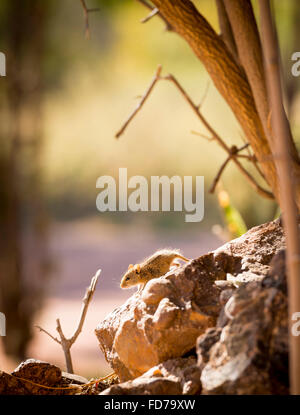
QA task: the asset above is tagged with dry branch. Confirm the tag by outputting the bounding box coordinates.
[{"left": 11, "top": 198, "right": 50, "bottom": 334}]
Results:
[
  {"left": 79, "top": 0, "right": 99, "bottom": 39},
  {"left": 141, "top": 7, "right": 159, "bottom": 24},
  {"left": 136, "top": 0, "right": 172, "bottom": 31},
  {"left": 209, "top": 144, "right": 249, "bottom": 194},
  {"left": 115, "top": 65, "right": 162, "bottom": 138},
  {"left": 115, "top": 65, "right": 273, "bottom": 200},
  {"left": 36, "top": 269, "right": 101, "bottom": 374}
]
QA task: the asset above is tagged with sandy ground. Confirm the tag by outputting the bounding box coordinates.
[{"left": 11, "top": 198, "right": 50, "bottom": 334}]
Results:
[{"left": 0, "top": 218, "right": 220, "bottom": 378}]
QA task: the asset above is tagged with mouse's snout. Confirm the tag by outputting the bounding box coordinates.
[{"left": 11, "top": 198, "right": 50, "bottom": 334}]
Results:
[
  {"left": 120, "top": 272, "right": 131, "bottom": 289},
  {"left": 120, "top": 277, "right": 126, "bottom": 288}
]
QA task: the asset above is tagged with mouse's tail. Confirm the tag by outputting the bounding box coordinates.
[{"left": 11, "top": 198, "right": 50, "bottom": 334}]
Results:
[{"left": 175, "top": 254, "right": 190, "bottom": 262}]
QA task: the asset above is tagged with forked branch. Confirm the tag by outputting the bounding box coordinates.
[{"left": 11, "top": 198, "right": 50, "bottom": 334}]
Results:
[
  {"left": 209, "top": 144, "right": 249, "bottom": 193},
  {"left": 115, "top": 65, "right": 273, "bottom": 200},
  {"left": 36, "top": 269, "right": 101, "bottom": 374},
  {"left": 79, "top": 0, "right": 99, "bottom": 39}
]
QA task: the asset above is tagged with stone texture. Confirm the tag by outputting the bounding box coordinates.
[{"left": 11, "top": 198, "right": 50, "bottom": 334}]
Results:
[
  {"left": 212, "top": 218, "right": 285, "bottom": 284},
  {"left": 0, "top": 359, "right": 83, "bottom": 395},
  {"left": 198, "top": 250, "right": 289, "bottom": 395},
  {"left": 96, "top": 256, "right": 222, "bottom": 381},
  {"left": 100, "top": 356, "right": 201, "bottom": 395},
  {"left": 95, "top": 219, "right": 285, "bottom": 382},
  {"left": 12, "top": 359, "right": 62, "bottom": 386},
  {"left": 61, "top": 372, "right": 88, "bottom": 385}
]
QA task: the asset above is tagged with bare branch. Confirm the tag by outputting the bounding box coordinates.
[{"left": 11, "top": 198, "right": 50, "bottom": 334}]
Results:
[
  {"left": 69, "top": 270, "right": 100, "bottom": 346},
  {"left": 191, "top": 130, "right": 214, "bottom": 142},
  {"left": 209, "top": 144, "right": 249, "bottom": 194},
  {"left": 36, "top": 269, "right": 101, "bottom": 374},
  {"left": 115, "top": 65, "right": 162, "bottom": 138},
  {"left": 136, "top": 0, "right": 173, "bottom": 31},
  {"left": 198, "top": 81, "right": 210, "bottom": 110},
  {"left": 160, "top": 73, "right": 273, "bottom": 199},
  {"left": 141, "top": 7, "right": 159, "bottom": 24},
  {"left": 56, "top": 318, "right": 73, "bottom": 373},
  {"left": 115, "top": 66, "right": 273, "bottom": 200},
  {"left": 35, "top": 325, "right": 61, "bottom": 345},
  {"left": 239, "top": 131, "right": 266, "bottom": 180},
  {"left": 80, "top": 0, "right": 99, "bottom": 39}
]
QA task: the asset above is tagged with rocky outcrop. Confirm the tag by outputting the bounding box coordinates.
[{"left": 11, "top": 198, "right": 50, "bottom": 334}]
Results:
[
  {"left": 212, "top": 217, "right": 285, "bottom": 284},
  {"left": 0, "top": 219, "right": 288, "bottom": 395},
  {"left": 95, "top": 255, "right": 223, "bottom": 381},
  {"left": 100, "top": 356, "right": 201, "bottom": 395},
  {"left": 95, "top": 218, "right": 285, "bottom": 382},
  {"left": 198, "top": 250, "right": 288, "bottom": 395}
]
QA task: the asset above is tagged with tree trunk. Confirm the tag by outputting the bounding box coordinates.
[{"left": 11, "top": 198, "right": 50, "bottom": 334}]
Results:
[{"left": 0, "top": 0, "right": 51, "bottom": 359}]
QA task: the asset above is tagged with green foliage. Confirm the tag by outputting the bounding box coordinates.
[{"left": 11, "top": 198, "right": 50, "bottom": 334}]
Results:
[{"left": 217, "top": 190, "right": 248, "bottom": 239}]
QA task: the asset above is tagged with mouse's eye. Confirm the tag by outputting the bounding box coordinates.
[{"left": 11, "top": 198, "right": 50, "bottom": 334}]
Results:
[{"left": 125, "top": 277, "right": 130, "bottom": 281}]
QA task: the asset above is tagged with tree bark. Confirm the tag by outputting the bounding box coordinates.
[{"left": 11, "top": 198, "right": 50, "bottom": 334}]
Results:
[
  {"left": 223, "top": 0, "right": 300, "bottom": 175},
  {"left": 151, "top": 0, "right": 300, "bottom": 207},
  {"left": 215, "top": 0, "right": 238, "bottom": 62}
]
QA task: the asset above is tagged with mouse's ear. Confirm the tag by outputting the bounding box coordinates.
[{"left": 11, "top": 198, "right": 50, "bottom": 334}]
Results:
[
  {"left": 135, "top": 264, "right": 141, "bottom": 274},
  {"left": 128, "top": 264, "right": 134, "bottom": 270}
]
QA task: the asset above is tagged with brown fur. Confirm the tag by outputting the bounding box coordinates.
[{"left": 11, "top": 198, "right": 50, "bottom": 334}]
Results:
[{"left": 120, "top": 249, "right": 190, "bottom": 291}]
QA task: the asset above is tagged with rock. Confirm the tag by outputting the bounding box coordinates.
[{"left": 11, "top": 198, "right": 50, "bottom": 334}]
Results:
[
  {"left": 197, "top": 328, "right": 222, "bottom": 366},
  {"left": 96, "top": 254, "right": 222, "bottom": 381},
  {"left": 12, "top": 359, "right": 62, "bottom": 386},
  {"left": 61, "top": 372, "right": 88, "bottom": 385},
  {"left": 0, "top": 359, "right": 82, "bottom": 395},
  {"left": 100, "top": 356, "right": 201, "bottom": 395},
  {"left": 95, "top": 219, "right": 285, "bottom": 381},
  {"left": 198, "top": 250, "right": 289, "bottom": 395},
  {"left": 212, "top": 218, "right": 285, "bottom": 284},
  {"left": 0, "top": 371, "right": 29, "bottom": 395},
  {"left": 261, "top": 249, "right": 287, "bottom": 294}
]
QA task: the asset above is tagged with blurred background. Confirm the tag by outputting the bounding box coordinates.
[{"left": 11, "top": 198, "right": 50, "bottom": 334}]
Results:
[{"left": 0, "top": 0, "right": 299, "bottom": 378}]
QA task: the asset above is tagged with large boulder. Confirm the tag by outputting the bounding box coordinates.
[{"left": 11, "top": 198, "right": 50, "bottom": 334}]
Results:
[
  {"left": 96, "top": 256, "right": 222, "bottom": 381},
  {"left": 95, "top": 219, "right": 285, "bottom": 381},
  {"left": 198, "top": 250, "right": 289, "bottom": 395}
]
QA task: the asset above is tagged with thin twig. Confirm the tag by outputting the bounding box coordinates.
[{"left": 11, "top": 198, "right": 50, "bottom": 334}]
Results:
[
  {"left": 198, "top": 81, "right": 210, "bottom": 109},
  {"left": 115, "top": 65, "right": 162, "bottom": 138},
  {"left": 80, "top": 0, "right": 99, "bottom": 39},
  {"left": 35, "top": 326, "right": 60, "bottom": 344},
  {"left": 209, "top": 144, "right": 249, "bottom": 193},
  {"left": 239, "top": 131, "right": 266, "bottom": 179},
  {"left": 136, "top": 0, "right": 173, "bottom": 31},
  {"left": 191, "top": 130, "right": 215, "bottom": 142},
  {"left": 141, "top": 7, "right": 159, "bottom": 24},
  {"left": 36, "top": 269, "right": 101, "bottom": 374},
  {"left": 69, "top": 271, "right": 99, "bottom": 345}
]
